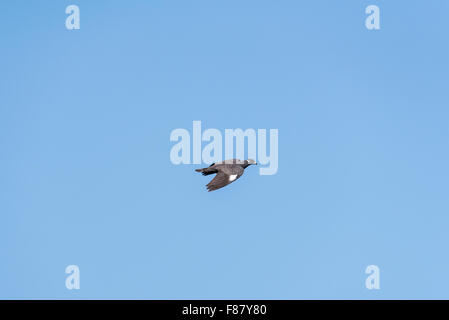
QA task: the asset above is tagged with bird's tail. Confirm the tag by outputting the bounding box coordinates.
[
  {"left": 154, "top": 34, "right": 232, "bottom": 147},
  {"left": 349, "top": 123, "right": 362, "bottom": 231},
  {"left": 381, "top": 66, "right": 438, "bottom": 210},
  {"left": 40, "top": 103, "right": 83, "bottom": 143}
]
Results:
[{"left": 195, "top": 168, "right": 215, "bottom": 176}]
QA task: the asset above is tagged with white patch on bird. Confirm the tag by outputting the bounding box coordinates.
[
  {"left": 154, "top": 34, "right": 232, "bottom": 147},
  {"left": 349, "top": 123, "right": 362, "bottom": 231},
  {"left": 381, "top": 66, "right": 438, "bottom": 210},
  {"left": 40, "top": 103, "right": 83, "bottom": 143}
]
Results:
[{"left": 229, "top": 174, "right": 238, "bottom": 182}]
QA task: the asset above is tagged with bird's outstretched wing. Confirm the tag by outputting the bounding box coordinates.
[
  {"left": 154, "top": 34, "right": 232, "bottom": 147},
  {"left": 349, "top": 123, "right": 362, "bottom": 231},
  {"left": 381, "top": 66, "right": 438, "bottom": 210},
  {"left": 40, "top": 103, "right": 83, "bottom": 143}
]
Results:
[{"left": 206, "top": 171, "right": 241, "bottom": 192}]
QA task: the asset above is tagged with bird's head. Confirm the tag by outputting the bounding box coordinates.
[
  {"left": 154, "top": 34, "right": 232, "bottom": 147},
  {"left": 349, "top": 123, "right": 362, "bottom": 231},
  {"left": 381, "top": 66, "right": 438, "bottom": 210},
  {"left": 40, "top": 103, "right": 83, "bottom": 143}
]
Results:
[{"left": 245, "top": 159, "right": 257, "bottom": 166}]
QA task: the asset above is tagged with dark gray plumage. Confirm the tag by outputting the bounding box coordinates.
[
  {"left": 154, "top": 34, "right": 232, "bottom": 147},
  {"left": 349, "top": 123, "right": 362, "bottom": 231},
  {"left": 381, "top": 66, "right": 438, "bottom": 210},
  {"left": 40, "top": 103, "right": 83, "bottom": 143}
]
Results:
[{"left": 195, "top": 159, "right": 257, "bottom": 192}]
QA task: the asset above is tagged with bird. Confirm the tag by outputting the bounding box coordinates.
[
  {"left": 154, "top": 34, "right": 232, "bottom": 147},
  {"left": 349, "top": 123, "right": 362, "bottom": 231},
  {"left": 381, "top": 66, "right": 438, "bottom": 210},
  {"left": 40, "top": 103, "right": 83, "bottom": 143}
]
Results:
[{"left": 195, "top": 159, "right": 257, "bottom": 192}]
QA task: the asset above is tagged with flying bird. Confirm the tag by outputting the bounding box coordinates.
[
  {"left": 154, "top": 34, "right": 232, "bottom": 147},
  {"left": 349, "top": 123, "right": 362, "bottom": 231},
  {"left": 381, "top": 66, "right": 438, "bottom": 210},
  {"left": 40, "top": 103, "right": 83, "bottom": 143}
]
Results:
[{"left": 195, "top": 159, "right": 257, "bottom": 192}]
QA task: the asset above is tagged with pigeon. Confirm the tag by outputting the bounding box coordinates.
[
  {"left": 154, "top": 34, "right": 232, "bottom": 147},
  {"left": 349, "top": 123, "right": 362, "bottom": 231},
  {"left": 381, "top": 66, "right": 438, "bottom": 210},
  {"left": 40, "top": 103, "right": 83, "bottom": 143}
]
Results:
[{"left": 195, "top": 159, "right": 257, "bottom": 192}]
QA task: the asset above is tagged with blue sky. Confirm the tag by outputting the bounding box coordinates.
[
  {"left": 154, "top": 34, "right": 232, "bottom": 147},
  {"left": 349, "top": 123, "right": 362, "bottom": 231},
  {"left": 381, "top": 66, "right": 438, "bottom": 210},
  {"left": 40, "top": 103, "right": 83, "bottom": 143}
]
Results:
[{"left": 1, "top": 1, "right": 448, "bottom": 299}]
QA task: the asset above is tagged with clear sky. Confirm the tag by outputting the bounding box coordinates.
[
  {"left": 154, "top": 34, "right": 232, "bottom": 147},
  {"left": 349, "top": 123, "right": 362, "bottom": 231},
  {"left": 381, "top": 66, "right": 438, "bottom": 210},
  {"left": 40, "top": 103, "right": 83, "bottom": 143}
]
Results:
[{"left": 1, "top": 1, "right": 448, "bottom": 299}]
